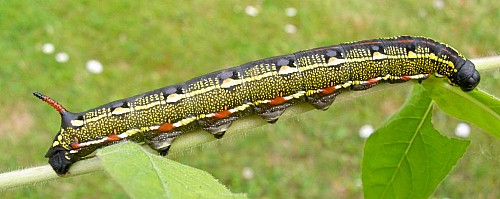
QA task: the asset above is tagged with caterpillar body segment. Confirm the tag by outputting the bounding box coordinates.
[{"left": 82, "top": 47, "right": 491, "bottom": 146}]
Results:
[{"left": 35, "top": 36, "right": 480, "bottom": 175}]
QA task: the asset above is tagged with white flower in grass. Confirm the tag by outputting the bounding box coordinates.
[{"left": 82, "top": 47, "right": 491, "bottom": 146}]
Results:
[
  {"left": 285, "top": 7, "right": 297, "bottom": 17},
  {"left": 455, "top": 123, "right": 470, "bottom": 138},
  {"left": 55, "top": 52, "right": 69, "bottom": 63},
  {"left": 284, "top": 24, "right": 297, "bottom": 34},
  {"left": 245, "top": 5, "right": 259, "bottom": 17},
  {"left": 242, "top": 166, "right": 254, "bottom": 180},
  {"left": 359, "top": 124, "right": 374, "bottom": 138},
  {"left": 42, "top": 43, "right": 55, "bottom": 54},
  {"left": 433, "top": 0, "right": 445, "bottom": 10},
  {"left": 86, "top": 59, "right": 103, "bottom": 74}
]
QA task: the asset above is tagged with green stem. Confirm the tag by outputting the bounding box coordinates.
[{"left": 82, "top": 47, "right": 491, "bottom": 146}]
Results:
[
  {"left": 0, "top": 158, "right": 101, "bottom": 190},
  {"left": 471, "top": 56, "right": 500, "bottom": 71},
  {"left": 0, "top": 56, "right": 498, "bottom": 191}
]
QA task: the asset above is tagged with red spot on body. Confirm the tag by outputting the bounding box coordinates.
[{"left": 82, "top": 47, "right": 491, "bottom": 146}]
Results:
[
  {"left": 158, "top": 122, "right": 175, "bottom": 132},
  {"left": 106, "top": 134, "right": 120, "bottom": 141},
  {"left": 214, "top": 110, "right": 232, "bottom": 119},
  {"left": 270, "top": 97, "right": 286, "bottom": 105},
  {"left": 70, "top": 143, "right": 81, "bottom": 149},
  {"left": 321, "top": 86, "right": 337, "bottom": 95},
  {"left": 401, "top": 76, "right": 412, "bottom": 81},
  {"left": 367, "top": 78, "right": 379, "bottom": 84}
]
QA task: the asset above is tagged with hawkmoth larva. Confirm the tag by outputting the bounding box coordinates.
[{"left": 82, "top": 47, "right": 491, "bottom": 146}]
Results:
[{"left": 34, "top": 36, "right": 480, "bottom": 175}]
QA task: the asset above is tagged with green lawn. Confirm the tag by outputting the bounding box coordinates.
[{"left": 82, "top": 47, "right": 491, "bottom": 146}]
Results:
[{"left": 0, "top": 0, "right": 498, "bottom": 198}]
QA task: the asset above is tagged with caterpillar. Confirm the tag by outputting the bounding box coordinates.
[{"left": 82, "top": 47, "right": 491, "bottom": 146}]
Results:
[{"left": 34, "top": 36, "right": 480, "bottom": 175}]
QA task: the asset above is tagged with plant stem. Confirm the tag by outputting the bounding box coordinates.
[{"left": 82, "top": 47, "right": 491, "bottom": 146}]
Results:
[{"left": 0, "top": 158, "right": 102, "bottom": 191}]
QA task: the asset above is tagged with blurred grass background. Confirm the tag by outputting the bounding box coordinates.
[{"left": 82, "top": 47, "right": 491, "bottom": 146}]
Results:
[{"left": 0, "top": 0, "right": 498, "bottom": 198}]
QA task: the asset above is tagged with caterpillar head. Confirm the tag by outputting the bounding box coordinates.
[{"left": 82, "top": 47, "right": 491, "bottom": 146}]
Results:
[
  {"left": 33, "top": 92, "right": 78, "bottom": 175},
  {"left": 451, "top": 60, "right": 480, "bottom": 92},
  {"left": 44, "top": 140, "right": 76, "bottom": 175}
]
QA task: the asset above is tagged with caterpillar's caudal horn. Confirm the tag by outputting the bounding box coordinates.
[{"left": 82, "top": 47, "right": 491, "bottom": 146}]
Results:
[{"left": 33, "top": 92, "right": 68, "bottom": 115}]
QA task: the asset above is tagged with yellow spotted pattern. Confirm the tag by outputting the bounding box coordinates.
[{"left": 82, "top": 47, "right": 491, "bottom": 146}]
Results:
[{"left": 54, "top": 36, "right": 467, "bottom": 157}]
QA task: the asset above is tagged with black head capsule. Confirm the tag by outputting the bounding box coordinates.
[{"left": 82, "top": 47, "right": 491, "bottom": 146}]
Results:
[
  {"left": 450, "top": 60, "right": 481, "bottom": 92},
  {"left": 33, "top": 92, "right": 78, "bottom": 175}
]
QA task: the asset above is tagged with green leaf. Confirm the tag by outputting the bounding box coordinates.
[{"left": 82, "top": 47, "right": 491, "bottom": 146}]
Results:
[
  {"left": 422, "top": 78, "right": 500, "bottom": 138},
  {"left": 97, "top": 142, "right": 246, "bottom": 199},
  {"left": 362, "top": 85, "right": 470, "bottom": 199}
]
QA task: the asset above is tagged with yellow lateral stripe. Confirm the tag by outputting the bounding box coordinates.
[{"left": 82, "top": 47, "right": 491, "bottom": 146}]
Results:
[{"left": 80, "top": 45, "right": 459, "bottom": 132}]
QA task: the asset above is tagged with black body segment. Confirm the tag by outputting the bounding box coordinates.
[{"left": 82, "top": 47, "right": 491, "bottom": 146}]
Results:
[{"left": 34, "top": 36, "right": 480, "bottom": 175}]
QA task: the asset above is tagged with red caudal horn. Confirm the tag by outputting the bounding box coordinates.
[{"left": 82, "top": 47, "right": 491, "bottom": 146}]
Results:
[{"left": 33, "top": 92, "right": 68, "bottom": 114}]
